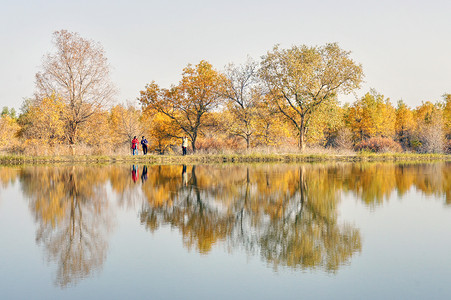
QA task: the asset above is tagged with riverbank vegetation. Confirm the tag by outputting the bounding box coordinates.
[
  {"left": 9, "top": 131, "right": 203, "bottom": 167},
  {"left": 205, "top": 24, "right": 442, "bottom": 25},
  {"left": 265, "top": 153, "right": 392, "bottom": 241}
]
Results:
[
  {"left": 0, "top": 30, "right": 450, "bottom": 156},
  {"left": 0, "top": 152, "right": 449, "bottom": 166}
]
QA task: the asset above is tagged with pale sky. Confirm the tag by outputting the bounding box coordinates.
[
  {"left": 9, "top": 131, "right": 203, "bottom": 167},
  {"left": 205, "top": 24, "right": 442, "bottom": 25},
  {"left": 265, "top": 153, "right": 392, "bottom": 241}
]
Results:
[{"left": 1, "top": 0, "right": 450, "bottom": 112}]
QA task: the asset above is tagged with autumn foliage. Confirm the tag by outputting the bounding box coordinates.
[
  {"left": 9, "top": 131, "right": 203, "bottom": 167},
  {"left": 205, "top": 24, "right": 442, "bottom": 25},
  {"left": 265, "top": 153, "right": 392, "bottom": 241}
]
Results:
[{"left": 0, "top": 30, "right": 450, "bottom": 155}]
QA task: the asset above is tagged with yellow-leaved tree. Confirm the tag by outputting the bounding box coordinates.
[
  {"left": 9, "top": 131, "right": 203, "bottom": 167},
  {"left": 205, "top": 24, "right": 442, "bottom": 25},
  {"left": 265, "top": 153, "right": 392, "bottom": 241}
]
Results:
[
  {"left": 138, "top": 60, "right": 225, "bottom": 152},
  {"left": 346, "top": 90, "right": 396, "bottom": 143},
  {"left": 0, "top": 114, "right": 20, "bottom": 152},
  {"left": 395, "top": 100, "right": 415, "bottom": 149},
  {"left": 306, "top": 97, "right": 344, "bottom": 147},
  {"left": 260, "top": 43, "right": 363, "bottom": 150},
  {"left": 18, "top": 94, "right": 65, "bottom": 153},
  {"left": 142, "top": 109, "right": 179, "bottom": 154}
]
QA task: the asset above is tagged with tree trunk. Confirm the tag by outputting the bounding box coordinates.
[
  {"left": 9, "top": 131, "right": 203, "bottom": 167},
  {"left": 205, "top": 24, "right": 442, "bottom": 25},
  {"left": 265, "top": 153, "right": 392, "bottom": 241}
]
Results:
[
  {"left": 191, "top": 139, "right": 196, "bottom": 153},
  {"left": 68, "top": 121, "right": 78, "bottom": 155},
  {"left": 299, "top": 130, "right": 306, "bottom": 151},
  {"left": 299, "top": 116, "right": 306, "bottom": 151}
]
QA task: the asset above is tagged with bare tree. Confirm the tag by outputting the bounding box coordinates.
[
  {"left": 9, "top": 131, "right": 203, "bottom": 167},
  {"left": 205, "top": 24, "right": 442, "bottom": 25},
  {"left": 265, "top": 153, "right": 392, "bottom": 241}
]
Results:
[
  {"left": 222, "top": 59, "right": 264, "bottom": 149},
  {"left": 35, "top": 30, "right": 116, "bottom": 150},
  {"left": 116, "top": 102, "right": 144, "bottom": 148}
]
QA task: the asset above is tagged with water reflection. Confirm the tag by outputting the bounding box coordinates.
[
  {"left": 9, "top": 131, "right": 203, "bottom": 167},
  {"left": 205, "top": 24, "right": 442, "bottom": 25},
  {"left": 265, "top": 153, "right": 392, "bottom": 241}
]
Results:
[
  {"left": 19, "top": 166, "right": 113, "bottom": 287},
  {"left": 342, "top": 163, "right": 451, "bottom": 205},
  {"left": 139, "top": 165, "right": 361, "bottom": 272},
  {"left": 141, "top": 165, "right": 148, "bottom": 183},
  {"left": 0, "top": 162, "right": 449, "bottom": 286},
  {"left": 131, "top": 165, "right": 139, "bottom": 183}
]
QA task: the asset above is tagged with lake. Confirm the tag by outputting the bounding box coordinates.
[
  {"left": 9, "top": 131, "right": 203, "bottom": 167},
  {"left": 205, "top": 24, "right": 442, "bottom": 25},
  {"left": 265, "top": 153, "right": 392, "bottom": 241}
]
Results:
[{"left": 0, "top": 162, "right": 450, "bottom": 299}]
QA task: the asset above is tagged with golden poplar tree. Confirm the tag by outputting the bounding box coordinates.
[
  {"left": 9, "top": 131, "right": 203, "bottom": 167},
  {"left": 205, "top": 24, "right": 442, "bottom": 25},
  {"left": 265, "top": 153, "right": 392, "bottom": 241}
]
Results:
[{"left": 260, "top": 43, "right": 363, "bottom": 150}]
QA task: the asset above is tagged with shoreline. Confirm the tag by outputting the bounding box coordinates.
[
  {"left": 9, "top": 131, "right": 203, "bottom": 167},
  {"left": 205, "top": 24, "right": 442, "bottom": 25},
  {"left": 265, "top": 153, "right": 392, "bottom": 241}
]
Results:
[{"left": 1, "top": 153, "right": 450, "bottom": 165}]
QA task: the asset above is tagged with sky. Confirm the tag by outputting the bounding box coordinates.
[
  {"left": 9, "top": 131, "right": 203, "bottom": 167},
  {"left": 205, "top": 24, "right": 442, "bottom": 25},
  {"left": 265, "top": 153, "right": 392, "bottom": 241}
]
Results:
[{"left": 1, "top": 0, "right": 450, "bottom": 112}]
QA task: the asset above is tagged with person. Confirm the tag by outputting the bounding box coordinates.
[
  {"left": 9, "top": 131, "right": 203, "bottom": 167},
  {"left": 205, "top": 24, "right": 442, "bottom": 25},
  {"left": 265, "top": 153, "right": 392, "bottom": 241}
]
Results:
[
  {"left": 141, "top": 165, "right": 148, "bottom": 183},
  {"left": 182, "top": 164, "right": 188, "bottom": 186},
  {"left": 131, "top": 165, "right": 139, "bottom": 183},
  {"left": 131, "top": 136, "right": 139, "bottom": 155},
  {"left": 141, "top": 136, "right": 148, "bottom": 155},
  {"left": 182, "top": 136, "right": 188, "bottom": 156}
]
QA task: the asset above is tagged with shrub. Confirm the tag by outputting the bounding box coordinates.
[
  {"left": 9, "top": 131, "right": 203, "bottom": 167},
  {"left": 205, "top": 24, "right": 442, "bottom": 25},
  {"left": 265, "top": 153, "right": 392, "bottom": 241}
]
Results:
[
  {"left": 355, "top": 136, "right": 402, "bottom": 153},
  {"left": 196, "top": 136, "right": 241, "bottom": 153},
  {"left": 416, "top": 123, "right": 445, "bottom": 153},
  {"left": 333, "top": 127, "right": 353, "bottom": 150}
]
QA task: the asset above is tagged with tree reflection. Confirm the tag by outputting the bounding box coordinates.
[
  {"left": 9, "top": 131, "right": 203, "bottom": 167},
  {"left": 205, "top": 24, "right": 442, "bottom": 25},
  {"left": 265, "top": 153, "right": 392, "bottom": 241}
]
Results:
[
  {"left": 0, "top": 167, "right": 19, "bottom": 202},
  {"left": 20, "top": 166, "right": 112, "bottom": 287},
  {"left": 0, "top": 167, "right": 18, "bottom": 188},
  {"left": 140, "top": 164, "right": 361, "bottom": 272},
  {"left": 140, "top": 165, "right": 235, "bottom": 253},
  {"left": 5, "top": 161, "right": 450, "bottom": 282},
  {"left": 344, "top": 162, "right": 451, "bottom": 206}
]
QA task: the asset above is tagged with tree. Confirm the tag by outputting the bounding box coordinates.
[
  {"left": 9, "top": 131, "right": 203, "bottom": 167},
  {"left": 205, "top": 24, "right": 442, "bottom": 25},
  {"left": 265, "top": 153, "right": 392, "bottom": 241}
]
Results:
[
  {"left": 139, "top": 61, "right": 224, "bottom": 152},
  {"left": 346, "top": 90, "right": 396, "bottom": 143},
  {"left": 443, "top": 94, "right": 451, "bottom": 140},
  {"left": 35, "top": 30, "right": 116, "bottom": 150},
  {"left": 23, "top": 93, "right": 66, "bottom": 146},
  {"left": 260, "top": 43, "right": 363, "bottom": 150},
  {"left": 222, "top": 59, "right": 261, "bottom": 148},
  {"left": 109, "top": 103, "right": 143, "bottom": 147},
  {"left": 395, "top": 100, "right": 415, "bottom": 149},
  {"left": 142, "top": 110, "right": 179, "bottom": 154},
  {"left": 253, "top": 98, "right": 294, "bottom": 147},
  {"left": 1, "top": 107, "right": 16, "bottom": 119},
  {"left": 306, "top": 97, "right": 344, "bottom": 147},
  {"left": 0, "top": 114, "right": 20, "bottom": 152},
  {"left": 414, "top": 101, "right": 444, "bottom": 153}
]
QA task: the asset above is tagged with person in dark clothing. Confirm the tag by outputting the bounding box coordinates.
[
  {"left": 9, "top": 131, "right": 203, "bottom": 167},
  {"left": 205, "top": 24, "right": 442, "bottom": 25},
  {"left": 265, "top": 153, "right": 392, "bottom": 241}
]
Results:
[
  {"left": 141, "top": 165, "right": 148, "bottom": 183},
  {"left": 141, "top": 136, "right": 148, "bottom": 155}
]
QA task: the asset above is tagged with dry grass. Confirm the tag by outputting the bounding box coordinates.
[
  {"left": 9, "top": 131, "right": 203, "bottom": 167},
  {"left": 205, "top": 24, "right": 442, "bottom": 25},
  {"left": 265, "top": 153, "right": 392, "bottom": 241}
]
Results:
[{"left": 1, "top": 151, "right": 450, "bottom": 166}]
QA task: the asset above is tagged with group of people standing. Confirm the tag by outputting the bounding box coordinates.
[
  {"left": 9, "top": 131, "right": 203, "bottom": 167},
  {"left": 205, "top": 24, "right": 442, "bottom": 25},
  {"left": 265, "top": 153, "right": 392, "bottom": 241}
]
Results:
[
  {"left": 131, "top": 165, "right": 148, "bottom": 183},
  {"left": 131, "top": 136, "right": 148, "bottom": 155},
  {"left": 131, "top": 135, "right": 189, "bottom": 156}
]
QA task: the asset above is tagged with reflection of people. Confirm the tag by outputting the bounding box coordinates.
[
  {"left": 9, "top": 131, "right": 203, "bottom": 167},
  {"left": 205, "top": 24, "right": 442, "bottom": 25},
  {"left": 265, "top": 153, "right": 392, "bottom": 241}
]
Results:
[
  {"left": 182, "top": 136, "right": 188, "bottom": 155},
  {"left": 182, "top": 164, "right": 188, "bottom": 186},
  {"left": 132, "top": 165, "right": 139, "bottom": 183},
  {"left": 141, "top": 165, "right": 148, "bottom": 183},
  {"left": 131, "top": 136, "right": 139, "bottom": 155},
  {"left": 141, "top": 136, "right": 148, "bottom": 155}
]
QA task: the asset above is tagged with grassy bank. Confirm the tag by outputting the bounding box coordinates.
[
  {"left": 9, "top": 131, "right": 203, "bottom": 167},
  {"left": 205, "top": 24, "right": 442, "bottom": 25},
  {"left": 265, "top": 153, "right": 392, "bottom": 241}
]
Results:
[{"left": 1, "top": 152, "right": 450, "bottom": 165}]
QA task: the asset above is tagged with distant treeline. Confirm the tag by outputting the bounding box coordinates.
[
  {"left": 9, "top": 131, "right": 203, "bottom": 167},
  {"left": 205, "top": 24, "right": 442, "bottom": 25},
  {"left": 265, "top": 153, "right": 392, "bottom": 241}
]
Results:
[{"left": 0, "top": 30, "right": 450, "bottom": 155}]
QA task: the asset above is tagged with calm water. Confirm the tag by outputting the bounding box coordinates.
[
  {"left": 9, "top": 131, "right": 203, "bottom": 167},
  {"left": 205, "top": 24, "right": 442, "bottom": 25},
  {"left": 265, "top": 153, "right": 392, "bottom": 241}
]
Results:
[{"left": 0, "top": 162, "right": 450, "bottom": 299}]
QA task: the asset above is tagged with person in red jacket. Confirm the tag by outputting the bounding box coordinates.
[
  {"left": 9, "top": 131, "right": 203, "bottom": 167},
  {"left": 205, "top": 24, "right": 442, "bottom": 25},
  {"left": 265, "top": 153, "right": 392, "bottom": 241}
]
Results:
[
  {"left": 131, "top": 136, "right": 139, "bottom": 155},
  {"left": 131, "top": 165, "right": 139, "bottom": 183}
]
